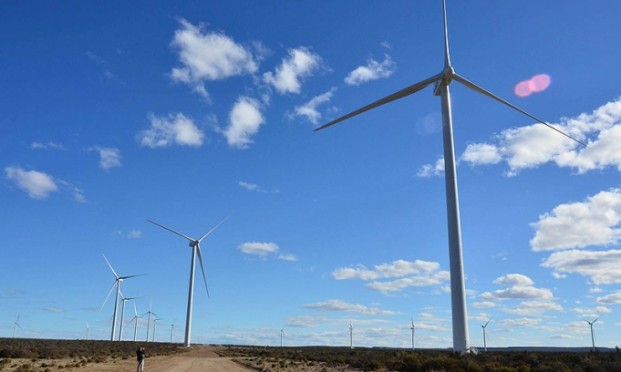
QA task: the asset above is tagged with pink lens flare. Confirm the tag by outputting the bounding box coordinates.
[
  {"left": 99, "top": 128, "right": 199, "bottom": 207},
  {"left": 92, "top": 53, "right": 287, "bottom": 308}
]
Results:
[{"left": 514, "top": 73, "right": 552, "bottom": 97}]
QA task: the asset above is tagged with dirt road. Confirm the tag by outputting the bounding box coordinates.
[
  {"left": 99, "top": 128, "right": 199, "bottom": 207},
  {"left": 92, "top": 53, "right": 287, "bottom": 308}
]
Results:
[{"left": 73, "top": 346, "right": 252, "bottom": 372}]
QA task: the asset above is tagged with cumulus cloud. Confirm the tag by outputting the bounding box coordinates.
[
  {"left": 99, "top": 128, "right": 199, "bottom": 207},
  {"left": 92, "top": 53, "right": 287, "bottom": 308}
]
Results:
[
  {"left": 480, "top": 273, "right": 561, "bottom": 315},
  {"left": 224, "top": 96, "right": 265, "bottom": 148},
  {"left": 170, "top": 19, "right": 257, "bottom": 99},
  {"left": 571, "top": 306, "right": 610, "bottom": 318},
  {"left": 494, "top": 273, "right": 534, "bottom": 287},
  {"left": 239, "top": 242, "right": 279, "bottom": 257},
  {"left": 291, "top": 88, "right": 336, "bottom": 124},
  {"left": 90, "top": 146, "right": 122, "bottom": 169},
  {"left": 238, "top": 181, "right": 258, "bottom": 191},
  {"left": 597, "top": 291, "right": 621, "bottom": 304},
  {"left": 541, "top": 249, "right": 621, "bottom": 285},
  {"left": 263, "top": 47, "right": 321, "bottom": 94},
  {"left": 303, "top": 300, "right": 398, "bottom": 316},
  {"left": 530, "top": 189, "right": 621, "bottom": 251},
  {"left": 344, "top": 54, "right": 396, "bottom": 86},
  {"left": 416, "top": 158, "right": 445, "bottom": 177},
  {"left": 138, "top": 113, "right": 204, "bottom": 148},
  {"left": 5, "top": 166, "right": 58, "bottom": 199},
  {"left": 332, "top": 259, "right": 449, "bottom": 293},
  {"left": 460, "top": 98, "right": 621, "bottom": 176},
  {"left": 31, "top": 142, "right": 64, "bottom": 150}
]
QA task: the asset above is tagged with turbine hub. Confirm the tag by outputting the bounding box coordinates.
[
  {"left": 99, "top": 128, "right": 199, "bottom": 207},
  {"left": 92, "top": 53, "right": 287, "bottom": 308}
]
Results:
[{"left": 190, "top": 240, "right": 198, "bottom": 248}]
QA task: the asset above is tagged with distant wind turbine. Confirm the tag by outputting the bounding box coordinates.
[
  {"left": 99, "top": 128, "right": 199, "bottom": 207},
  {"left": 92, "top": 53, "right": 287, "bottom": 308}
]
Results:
[
  {"left": 85, "top": 322, "right": 90, "bottom": 340},
  {"left": 349, "top": 323, "right": 353, "bottom": 349},
  {"left": 481, "top": 319, "right": 491, "bottom": 351},
  {"left": 12, "top": 315, "right": 22, "bottom": 338},
  {"left": 280, "top": 329, "right": 285, "bottom": 347},
  {"left": 314, "top": 0, "right": 584, "bottom": 353},
  {"left": 130, "top": 303, "right": 141, "bottom": 342},
  {"left": 143, "top": 304, "right": 158, "bottom": 342},
  {"left": 410, "top": 318, "right": 416, "bottom": 351},
  {"left": 101, "top": 254, "right": 143, "bottom": 342},
  {"left": 585, "top": 317, "right": 599, "bottom": 351},
  {"left": 170, "top": 319, "right": 177, "bottom": 343},
  {"left": 118, "top": 294, "right": 138, "bottom": 341},
  {"left": 148, "top": 216, "right": 229, "bottom": 347},
  {"left": 153, "top": 318, "right": 162, "bottom": 342}
]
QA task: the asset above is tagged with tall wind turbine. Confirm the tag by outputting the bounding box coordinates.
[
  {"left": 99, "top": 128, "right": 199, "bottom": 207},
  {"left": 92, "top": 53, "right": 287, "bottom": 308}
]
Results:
[
  {"left": 585, "top": 317, "right": 599, "bottom": 351},
  {"left": 280, "top": 328, "right": 285, "bottom": 347},
  {"left": 481, "top": 319, "right": 491, "bottom": 351},
  {"left": 118, "top": 294, "right": 138, "bottom": 341},
  {"left": 101, "top": 254, "right": 142, "bottom": 342},
  {"left": 314, "top": 0, "right": 584, "bottom": 353},
  {"left": 143, "top": 304, "right": 158, "bottom": 342},
  {"left": 12, "top": 315, "right": 22, "bottom": 338},
  {"left": 148, "top": 216, "right": 228, "bottom": 347},
  {"left": 130, "top": 303, "right": 141, "bottom": 342},
  {"left": 349, "top": 323, "right": 353, "bottom": 349},
  {"left": 410, "top": 318, "right": 416, "bottom": 351},
  {"left": 152, "top": 318, "right": 162, "bottom": 342}
]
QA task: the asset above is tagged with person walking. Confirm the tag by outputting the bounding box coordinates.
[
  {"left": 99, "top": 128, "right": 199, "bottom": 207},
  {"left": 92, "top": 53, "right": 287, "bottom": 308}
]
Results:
[{"left": 136, "top": 346, "right": 146, "bottom": 372}]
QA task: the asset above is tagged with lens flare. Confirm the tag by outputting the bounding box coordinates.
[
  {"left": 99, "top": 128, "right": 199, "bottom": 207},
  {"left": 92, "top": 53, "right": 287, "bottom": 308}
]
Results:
[{"left": 514, "top": 73, "right": 551, "bottom": 97}]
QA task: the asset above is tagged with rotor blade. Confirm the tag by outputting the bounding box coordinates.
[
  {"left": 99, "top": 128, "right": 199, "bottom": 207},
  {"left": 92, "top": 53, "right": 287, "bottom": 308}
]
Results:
[
  {"left": 197, "top": 215, "right": 230, "bottom": 243},
  {"left": 101, "top": 280, "right": 118, "bottom": 309},
  {"left": 102, "top": 254, "right": 119, "bottom": 279},
  {"left": 147, "top": 219, "right": 194, "bottom": 242},
  {"left": 484, "top": 320, "right": 491, "bottom": 327},
  {"left": 196, "top": 244, "right": 210, "bottom": 298},
  {"left": 314, "top": 72, "right": 444, "bottom": 132},
  {"left": 134, "top": 302, "right": 138, "bottom": 317},
  {"left": 452, "top": 73, "right": 587, "bottom": 146},
  {"left": 119, "top": 273, "right": 146, "bottom": 280}
]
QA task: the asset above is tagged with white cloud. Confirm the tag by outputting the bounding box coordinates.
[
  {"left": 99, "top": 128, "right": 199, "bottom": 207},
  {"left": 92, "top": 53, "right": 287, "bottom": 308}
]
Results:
[
  {"left": 344, "top": 54, "right": 396, "bottom": 86},
  {"left": 263, "top": 47, "right": 321, "bottom": 94},
  {"left": 239, "top": 242, "right": 279, "bottom": 257},
  {"left": 170, "top": 19, "right": 257, "bottom": 98},
  {"left": 508, "top": 300, "right": 563, "bottom": 316},
  {"left": 480, "top": 273, "right": 561, "bottom": 316},
  {"left": 31, "top": 142, "right": 64, "bottom": 150},
  {"left": 473, "top": 301, "right": 496, "bottom": 309},
  {"left": 291, "top": 88, "right": 336, "bottom": 124},
  {"left": 303, "top": 300, "right": 398, "bottom": 316},
  {"left": 127, "top": 230, "right": 142, "bottom": 239},
  {"left": 460, "top": 97, "right": 621, "bottom": 176},
  {"left": 278, "top": 253, "right": 298, "bottom": 262},
  {"left": 238, "top": 181, "right": 258, "bottom": 191},
  {"left": 530, "top": 189, "right": 621, "bottom": 251},
  {"left": 91, "top": 146, "right": 122, "bottom": 169},
  {"left": 5, "top": 166, "right": 58, "bottom": 199},
  {"left": 493, "top": 273, "right": 534, "bottom": 287},
  {"left": 597, "top": 291, "right": 621, "bottom": 304},
  {"left": 416, "top": 158, "right": 444, "bottom": 177},
  {"left": 571, "top": 306, "right": 610, "bottom": 318},
  {"left": 224, "top": 96, "right": 265, "bottom": 149},
  {"left": 541, "top": 249, "right": 621, "bottom": 285},
  {"left": 138, "top": 113, "right": 204, "bottom": 148},
  {"left": 499, "top": 318, "right": 541, "bottom": 328},
  {"left": 332, "top": 259, "right": 449, "bottom": 294}
]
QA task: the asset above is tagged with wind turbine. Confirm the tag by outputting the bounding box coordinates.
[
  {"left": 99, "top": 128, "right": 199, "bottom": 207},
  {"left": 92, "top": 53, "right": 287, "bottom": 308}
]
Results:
[
  {"left": 101, "top": 254, "right": 142, "bottom": 342},
  {"left": 585, "top": 317, "right": 599, "bottom": 351},
  {"left": 130, "top": 303, "right": 141, "bottom": 342},
  {"left": 85, "top": 322, "right": 90, "bottom": 340},
  {"left": 410, "top": 318, "right": 416, "bottom": 351},
  {"left": 170, "top": 319, "right": 177, "bottom": 343},
  {"left": 12, "top": 315, "right": 22, "bottom": 338},
  {"left": 314, "top": 0, "right": 584, "bottom": 353},
  {"left": 481, "top": 319, "right": 491, "bottom": 351},
  {"left": 118, "top": 294, "right": 138, "bottom": 341},
  {"left": 143, "top": 304, "right": 158, "bottom": 342},
  {"left": 152, "top": 318, "right": 162, "bottom": 342},
  {"left": 280, "top": 328, "right": 285, "bottom": 347},
  {"left": 148, "top": 216, "right": 228, "bottom": 347},
  {"left": 349, "top": 323, "right": 353, "bottom": 349}
]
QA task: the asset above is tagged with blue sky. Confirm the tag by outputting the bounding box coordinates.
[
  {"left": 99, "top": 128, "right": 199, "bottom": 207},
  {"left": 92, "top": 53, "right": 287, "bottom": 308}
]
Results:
[{"left": 2, "top": 0, "right": 621, "bottom": 349}]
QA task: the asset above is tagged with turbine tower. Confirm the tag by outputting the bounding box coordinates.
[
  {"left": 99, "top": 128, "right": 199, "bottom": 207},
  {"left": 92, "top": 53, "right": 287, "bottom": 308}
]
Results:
[
  {"left": 314, "top": 0, "right": 584, "bottom": 353},
  {"left": 481, "top": 319, "right": 491, "bottom": 351},
  {"left": 280, "top": 329, "right": 285, "bottom": 347},
  {"left": 148, "top": 216, "right": 228, "bottom": 347},
  {"left": 153, "top": 318, "right": 162, "bottom": 342},
  {"left": 143, "top": 305, "right": 158, "bottom": 342},
  {"left": 12, "top": 315, "right": 22, "bottom": 338},
  {"left": 130, "top": 303, "right": 141, "bottom": 342},
  {"left": 410, "top": 318, "right": 416, "bottom": 351},
  {"left": 586, "top": 317, "right": 599, "bottom": 351},
  {"left": 349, "top": 323, "right": 353, "bottom": 349},
  {"left": 101, "top": 254, "right": 142, "bottom": 342},
  {"left": 118, "top": 294, "right": 138, "bottom": 341},
  {"left": 170, "top": 319, "right": 177, "bottom": 343}
]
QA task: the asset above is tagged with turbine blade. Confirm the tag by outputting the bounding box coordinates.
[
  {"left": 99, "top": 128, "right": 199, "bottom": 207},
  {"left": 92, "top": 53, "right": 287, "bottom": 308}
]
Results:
[
  {"left": 197, "top": 215, "right": 230, "bottom": 243},
  {"left": 102, "top": 254, "right": 119, "bottom": 279},
  {"left": 134, "top": 303, "right": 138, "bottom": 317},
  {"left": 314, "top": 73, "right": 444, "bottom": 132},
  {"left": 101, "top": 280, "right": 117, "bottom": 309},
  {"left": 452, "top": 73, "right": 587, "bottom": 146},
  {"left": 196, "top": 244, "right": 210, "bottom": 298},
  {"left": 147, "top": 219, "right": 194, "bottom": 242},
  {"left": 119, "top": 274, "right": 146, "bottom": 280}
]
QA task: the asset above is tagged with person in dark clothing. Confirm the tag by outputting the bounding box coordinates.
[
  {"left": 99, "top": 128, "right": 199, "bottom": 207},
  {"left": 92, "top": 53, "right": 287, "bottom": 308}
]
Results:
[{"left": 136, "top": 346, "right": 146, "bottom": 372}]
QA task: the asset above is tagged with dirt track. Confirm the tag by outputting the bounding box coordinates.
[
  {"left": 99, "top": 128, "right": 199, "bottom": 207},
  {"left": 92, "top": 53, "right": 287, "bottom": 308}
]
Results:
[{"left": 72, "top": 346, "right": 252, "bottom": 372}]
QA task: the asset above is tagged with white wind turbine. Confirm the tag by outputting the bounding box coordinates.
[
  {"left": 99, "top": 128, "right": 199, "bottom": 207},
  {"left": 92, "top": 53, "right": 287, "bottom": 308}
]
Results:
[
  {"left": 481, "top": 319, "right": 491, "bottom": 351},
  {"left": 349, "top": 323, "right": 353, "bottom": 349},
  {"left": 170, "top": 319, "right": 177, "bottom": 343},
  {"left": 152, "top": 318, "right": 162, "bottom": 342},
  {"left": 85, "top": 322, "right": 90, "bottom": 340},
  {"left": 148, "top": 217, "right": 228, "bottom": 347},
  {"left": 143, "top": 304, "right": 159, "bottom": 342},
  {"left": 585, "top": 317, "right": 599, "bottom": 351},
  {"left": 315, "top": 0, "right": 584, "bottom": 353},
  {"left": 410, "top": 318, "right": 416, "bottom": 351},
  {"left": 118, "top": 294, "right": 138, "bottom": 341},
  {"left": 12, "top": 315, "right": 22, "bottom": 338},
  {"left": 280, "top": 328, "right": 285, "bottom": 347},
  {"left": 101, "top": 254, "right": 143, "bottom": 342},
  {"left": 130, "top": 303, "right": 141, "bottom": 342}
]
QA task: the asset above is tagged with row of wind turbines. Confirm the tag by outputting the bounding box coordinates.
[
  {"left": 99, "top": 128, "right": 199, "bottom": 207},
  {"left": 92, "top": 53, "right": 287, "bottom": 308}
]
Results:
[{"left": 101, "top": 217, "right": 228, "bottom": 346}]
